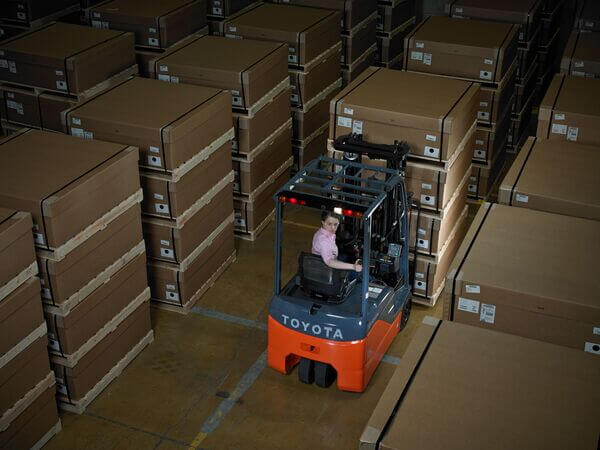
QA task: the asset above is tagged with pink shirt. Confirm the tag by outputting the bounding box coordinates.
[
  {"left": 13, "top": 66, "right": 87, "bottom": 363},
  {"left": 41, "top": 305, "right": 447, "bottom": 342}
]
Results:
[{"left": 312, "top": 227, "right": 338, "bottom": 264}]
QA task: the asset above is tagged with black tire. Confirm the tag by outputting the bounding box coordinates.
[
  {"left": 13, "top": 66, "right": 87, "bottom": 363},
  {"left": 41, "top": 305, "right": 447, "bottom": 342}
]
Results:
[
  {"left": 400, "top": 296, "right": 412, "bottom": 331},
  {"left": 298, "top": 357, "right": 314, "bottom": 384},
  {"left": 314, "top": 361, "right": 336, "bottom": 388}
]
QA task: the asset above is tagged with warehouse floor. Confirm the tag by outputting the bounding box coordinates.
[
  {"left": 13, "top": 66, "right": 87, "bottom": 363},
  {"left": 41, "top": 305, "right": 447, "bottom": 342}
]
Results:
[{"left": 43, "top": 208, "right": 444, "bottom": 449}]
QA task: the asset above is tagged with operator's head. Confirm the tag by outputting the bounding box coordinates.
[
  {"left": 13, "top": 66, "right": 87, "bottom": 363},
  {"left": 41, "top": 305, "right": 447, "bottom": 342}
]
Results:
[{"left": 321, "top": 211, "right": 340, "bottom": 234}]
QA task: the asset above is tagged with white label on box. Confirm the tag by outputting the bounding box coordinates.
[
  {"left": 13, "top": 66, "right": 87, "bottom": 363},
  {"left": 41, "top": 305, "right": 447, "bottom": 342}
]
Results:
[
  {"left": 480, "top": 303, "right": 496, "bottom": 323},
  {"left": 567, "top": 126, "right": 578, "bottom": 141},
  {"left": 159, "top": 65, "right": 168, "bottom": 72},
  {"left": 56, "top": 80, "right": 67, "bottom": 91},
  {"left": 7, "top": 92, "right": 13, "bottom": 99},
  {"left": 479, "top": 101, "right": 488, "bottom": 107},
  {"left": 574, "top": 61, "right": 584, "bottom": 68},
  {"left": 93, "top": 12, "right": 101, "bottom": 18},
  {"left": 519, "top": 31, "right": 524, "bottom": 40},
  {"left": 572, "top": 70, "right": 586, "bottom": 77},
  {"left": 411, "top": 51, "right": 423, "bottom": 61},
  {"left": 415, "top": 272, "right": 424, "bottom": 279},
  {"left": 92, "top": 20, "right": 102, "bottom": 28},
  {"left": 8, "top": 61, "right": 16, "bottom": 73},
  {"left": 414, "top": 280, "right": 426, "bottom": 291},
  {"left": 166, "top": 284, "right": 176, "bottom": 291},
  {"left": 593, "top": 327, "right": 600, "bottom": 335},
  {"left": 337, "top": 116, "right": 352, "bottom": 128},
  {"left": 343, "top": 107, "right": 354, "bottom": 115},
  {"left": 417, "top": 239, "right": 429, "bottom": 249},
  {"left": 551, "top": 123, "right": 567, "bottom": 135},
  {"left": 160, "top": 248, "right": 173, "bottom": 258},
  {"left": 468, "top": 184, "right": 477, "bottom": 193},
  {"left": 554, "top": 113, "right": 565, "bottom": 120},
  {"left": 455, "top": 7, "right": 463, "bottom": 13},
  {"left": 229, "top": 26, "right": 237, "bottom": 32},
  {"left": 17, "top": 11, "right": 26, "bottom": 20},
  {"left": 166, "top": 290, "right": 180, "bottom": 302},
  {"left": 149, "top": 27, "right": 157, "bottom": 33},
  {"left": 233, "top": 181, "right": 240, "bottom": 191},
  {"left": 465, "top": 284, "right": 480, "bottom": 294},
  {"left": 290, "top": 93, "right": 299, "bottom": 103},
  {"left": 160, "top": 240, "right": 170, "bottom": 246},
  {"left": 48, "top": 338, "right": 61, "bottom": 352},
  {"left": 484, "top": 58, "right": 493, "bottom": 65},
  {"left": 101, "top": 21, "right": 110, "bottom": 29},
  {"left": 57, "top": 384, "right": 68, "bottom": 396},
  {"left": 170, "top": 76, "right": 180, "bottom": 83},
  {"left": 56, "top": 70, "right": 63, "bottom": 76},
  {"left": 418, "top": 228, "right": 426, "bottom": 236},
  {"left": 458, "top": 297, "right": 480, "bottom": 314},
  {"left": 231, "top": 140, "right": 238, "bottom": 150},
  {"left": 235, "top": 217, "right": 246, "bottom": 227},
  {"left": 232, "top": 96, "right": 243, "bottom": 106},
  {"left": 288, "top": 54, "right": 298, "bottom": 64},
  {"left": 33, "top": 232, "right": 45, "bottom": 245},
  {"left": 479, "top": 70, "right": 492, "bottom": 80},
  {"left": 155, "top": 203, "right": 170, "bottom": 214},
  {"left": 477, "top": 111, "right": 490, "bottom": 121},
  {"left": 425, "top": 134, "right": 437, "bottom": 142},
  {"left": 153, "top": 193, "right": 164, "bottom": 200},
  {"left": 212, "top": 6, "right": 223, "bottom": 15},
  {"left": 230, "top": 89, "right": 240, "bottom": 96},
  {"left": 71, "top": 127, "right": 84, "bottom": 138},
  {"left": 420, "top": 194, "right": 435, "bottom": 206},
  {"left": 352, "top": 120, "right": 363, "bottom": 134},
  {"left": 84, "top": 131, "right": 93, "bottom": 140},
  {"left": 584, "top": 342, "right": 600, "bottom": 355},
  {"left": 585, "top": 21, "right": 594, "bottom": 27},
  {"left": 421, "top": 183, "right": 432, "bottom": 190},
  {"left": 475, "top": 149, "right": 486, "bottom": 159},
  {"left": 0, "top": 59, "right": 7, "bottom": 69},
  {"left": 423, "top": 53, "right": 432, "bottom": 65},
  {"left": 72, "top": 117, "right": 81, "bottom": 125},
  {"left": 148, "top": 155, "right": 162, "bottom": 167},
  {"left": 515, "top": 193, "right": 529, "bottom": 203},
  {"left": 476, "top": 139, "right": 484, "bottom": 145},
  {"left": 158, "top": 74, "right": 170, "bottom": 82},
  {"left": 416, "top": 42, "right": 425, "bottom": 49},
  {"left": 424, "top": 146, "right": 439, "bottom": 158},
  {"left": 149, "top": 38, "right": 159, "bottom": 47},
  {"left": 42, "top": 288, "right": 52, "bottom": 299},
  {"left": 149, "top": 146, "right": 160, "bottom": 153}
]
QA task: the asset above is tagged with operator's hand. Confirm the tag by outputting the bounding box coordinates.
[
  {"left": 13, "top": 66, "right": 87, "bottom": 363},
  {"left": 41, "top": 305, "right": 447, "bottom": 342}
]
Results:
[{"left": 354, "top": 260, "right": 363, "bottom": 272}]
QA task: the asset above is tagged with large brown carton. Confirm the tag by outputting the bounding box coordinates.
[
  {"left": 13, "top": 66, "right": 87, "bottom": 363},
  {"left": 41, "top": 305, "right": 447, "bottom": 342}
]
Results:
[
  {"left": 0, "top": 209, "right": 35, "bottom": 298},
  {"left": 446, "top": 0, "right": 542, "bottom": 43},
  {"left": 329, "top": 68, "right": 479, "bottom": 162},
  {"left": 0, "top": 0, "right": 78, "bottom": 26},
  {"left": 150, "top": 35, "right": 288, "bottom": 112},
  {"left": 443, "top": 203, "right": 600, "bottom": 353},
  {"left": 560, "top": 31, "right": 600, "bottom": 79},
  {"left": 0, "top": 130, "right": 139, "bottom": 252},
  {"left": 222, "top": 3, "right": 341, "bottom": 67},
  {"left": 90, "top": 0, "right": 207, "bottom": 49},
  {"left": 142, "top": 176, "right": 233, "bottom": 264},
  {"left": 147, "top": 219, "right": 235, "bottom": 308},
  {"left": 537, "top": 74, "right": 600, "bottom": 147},
  {"left": 473, "top": 106, "right": 510, "bottom": 164},
  {"left": 360, "top": 317, "right": 600, "bottom": 450},
  {"left": 377, "top": 1, "right": 415, "bottom": 33},
  {"left": 208, "top": 0, "right": 256, "bottom": 18},
  {"left": 276, "top": 0, "right": 375, "bottom": 30},
  {"left": 140, "top": 140, "right": 232, "bottom": 220},
  {"left": 38, "top": 204, "right": 144, "bottom": 307},
  {"left": 468, "top": 149, "right": 506, "bottom": 200},
  {"left": 66, "top": 77, "right": 232, "bottom": 173},
  {"left": 404, "top": 16, "right": 518, "bottom": 84},
  {"left": 45, "top": 251, "right": 148, "bottom": 359},
  {"left": 499, "top": 137, "right": 600, "bottom": 220},
  {"left": 476, "top": 61, "right": 516, "bottom": 126},
  {"left": 341, "top": 13, "right": 377, "bottom": 65},
  {"left": 0, "top": 22, "right": 135, "bottom": 94}
]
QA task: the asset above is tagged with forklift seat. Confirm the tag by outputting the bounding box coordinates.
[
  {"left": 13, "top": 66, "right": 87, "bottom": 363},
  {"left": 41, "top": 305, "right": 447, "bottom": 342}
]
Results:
[{"left": 298, "top": 252, "right": 355, "bottom": 303}]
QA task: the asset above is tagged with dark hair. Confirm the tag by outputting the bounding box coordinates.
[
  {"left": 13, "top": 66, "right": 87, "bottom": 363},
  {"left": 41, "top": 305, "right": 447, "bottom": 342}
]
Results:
[{"left": 321, "top": 211, "right": 341, "bottom": 222}]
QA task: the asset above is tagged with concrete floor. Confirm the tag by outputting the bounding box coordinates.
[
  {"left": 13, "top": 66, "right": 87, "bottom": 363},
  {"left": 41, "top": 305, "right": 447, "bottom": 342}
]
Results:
[{"left": 45, "top": 207, "right": 444, "bottom": 450}]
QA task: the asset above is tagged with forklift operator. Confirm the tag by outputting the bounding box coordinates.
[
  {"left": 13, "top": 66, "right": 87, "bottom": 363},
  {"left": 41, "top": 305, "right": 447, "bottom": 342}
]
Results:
[{"left": 312, "top": 211, "right": 362, "bottom": 273}]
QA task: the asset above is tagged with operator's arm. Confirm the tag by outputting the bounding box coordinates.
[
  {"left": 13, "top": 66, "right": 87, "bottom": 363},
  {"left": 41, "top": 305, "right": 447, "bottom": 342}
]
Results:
[{"left": 325, "top": 258, "right": 362, "bottom": 272}]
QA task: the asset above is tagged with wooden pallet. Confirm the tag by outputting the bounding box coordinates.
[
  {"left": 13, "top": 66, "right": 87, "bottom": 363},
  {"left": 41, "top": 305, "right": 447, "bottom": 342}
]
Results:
[
  {"left": 232, "top": 78, "right": 290, "bottom": 118},
  {"left": 0, "top": 261, "right": 37, "bottom": 303},
  {"left": 0, "top": 322, "right": 46, "bottom": 370},
  {"left": 31, "top": 420, "right": 62, "bottom": 450},
  {"left": 0, "top": 372, "right": 55, "bottom": 432},
  {"left": 235, "top": 210, "right": 274, "bottom": 242}
]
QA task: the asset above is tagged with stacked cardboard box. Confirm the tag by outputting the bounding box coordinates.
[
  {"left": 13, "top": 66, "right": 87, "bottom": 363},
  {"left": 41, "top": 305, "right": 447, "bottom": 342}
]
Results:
[
  {"left": 0, "top": 0, "right": 79, "bottom": 29},
  {"left": 64, "top": 77, "right": 236, "bottom": 312},
  {"left": 0, "top": 22, "right": 137, "bottom": 133},
  {"left": 145, "top": 34, "right": 292, "bottom": 240},
  {"left": 328, "top": 68, "right": 478, "bottom": 306},
  {"left": 498, "top": 137, "right": 600, "bottom": 220},
  {"left": 361, "top": 317, "right": 600, "bottom": 450},
  {"left": 443, "top": 202, "right": 600, "bottom": 353},
  {"left": 0, "top": 129, "right": 153, "bottom": 413},
  {"left": 0, "top": 207, "right": 61, "bottom": 448},
  {"left": 222, "top": 3, "right": 342, "bottom": 179},
  {"left": 561, "top": 31, "right": 600, "bottom": 79},
  {"left": 404, "top": 16, "right": 517, "bottom": 201},
  {"left": 537, "top": 74, "right": 600, "bottom": 147},
  {"left": 375, "top": 0, "right": 415, "bottom": 69}
]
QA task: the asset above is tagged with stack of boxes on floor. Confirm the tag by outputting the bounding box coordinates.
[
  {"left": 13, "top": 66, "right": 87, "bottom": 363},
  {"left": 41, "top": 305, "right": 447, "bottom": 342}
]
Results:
[
  {"left": 0, "top": 129, "right": 153, "bottom": 414},
  {"left": 561, "top": 27, "right": 600, "bottom": 79},
  {"left": 0, "top": 207, "right": 60, "bottom": 447},
  {"left": 0, "top": 22, "right": 137, "bottom": 135},
  {"left": 64, "top": 77, "right": 235, "bottom": 313},
  {"left": 143, "top": 35, "right": 292, "bottom": 241},
  {"left": 328, "top": 68, "right": 478, "bottom": 306},
  {"left": 375, "top": 0, "right": 415, "bottom": 69},
  {"left": 206, "top": 0, "right": 257, "bottom": 35},
  {"left": 221, "top": 2, "right": 342, "bottom": 178}
]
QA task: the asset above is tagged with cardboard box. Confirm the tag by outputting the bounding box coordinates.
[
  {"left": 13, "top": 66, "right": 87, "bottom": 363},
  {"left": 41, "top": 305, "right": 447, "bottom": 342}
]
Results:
[
  {"left": 292, "top": 123, "right": 327, "bottom": 172},
  {"left": 276, "top": 0, "right": 375, "bottom": 31},
  {"left": 476, "top": 61, "right": 516, "bottom": 125},
  {"left": 0, "top": 0, "right": 78, "bottom": 25},
  {"left": 443, "top": 203, "right": 600, "bottom": 352},
  {"left": 45, "top": 251, "right": 148, "bottom": 358},
  {"left": 233, "top": 86, "right": 291, "bottom": 154},
  {"left": 447, "top": 0, "right": 542, "bottom": 43},
  {"left": 561, "top": 31, "right": 600, "bottom": 79},
  {"left": 0, "top": 22, "right": 135, "bottom": 94},
  {"left": 0, "top": 209, "right": 35, "bottom": 297},
  {"left": 0, "top": 130, "right": 139, "bottom": 251},
  {"left": 38, "top": 204, "right": 143, "bottom": 306},
  {"left": 342, "top": 45, "right": 376, "bottom": 86},
  {"left": 292, "top": 81, "right": 339, "bottom": 142},
  {"left": 575, "top": 0, "right": 600, "bottom": 32},
  {"left": 290, "top": 43, "right": 341, "bottom": 109},
  {"left": 499, "top": 137, "right": 600, "bottom": 220},
  {"left": 329, "top": 68, "right": 479, "bottom": 163},
  {"left": 142, "top": 177, "right": 233, "bottom": 264},
  {"left": 209, "top": 0, "right": 256, "bottom": 18},
  {"left": 147, "top": 219, "right": 235, "bottom": 307},
  {"left": 140, "top": 140, "right": 232, "bottom": 220},
  {"left": 53, "top": 300, "right": 152, "bottom": 405},
  {"left": 360, "top": 317, "right": 600, "bottom": 450},
  {"left": 473, "top": 106, "right": 510, "bottom": 164},
  {"left": 376, "top": 17, "right": 414, "bottom": 64},
  {"left": 150, "top": 35, "right": 288, "bottom": 112},
  {"left": 0, "top": 384, "right": 60, "bottom": 450},
  {"left": 233, "top": 120, "right": 292, "bottom": 195},
  {"left": 66, "top": 77, "right": 232, "bottom": 173},
  {"left": 222, "top": 3, "right": 341, "bottom": 67},
  {"left": 341, "top": 13, "right": 377, "bottom": 65},
  {"left": 0, "top": 277, "right": 43, "bottom": 357},
  {"left": 404, "top": 16, "right": 518, "bottom": 84},
  {"left": 90, "top": 0, "right": 207, "bottom": 49},
  {"left": 537, "top": 74, "right": 600, "bottom": 146},
  {"left": 468, "top": 150, "right": 506, "bottom": 200},
  {"left": 377, "top": 0, "right": 415, "bottom": 33},
  {"left": 0, "top": 337, "right": 50, "bottom": 417}
]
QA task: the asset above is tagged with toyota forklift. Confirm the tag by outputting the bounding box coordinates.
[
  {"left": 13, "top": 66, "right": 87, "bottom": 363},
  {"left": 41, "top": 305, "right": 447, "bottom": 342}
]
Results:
[{"left": 267, "top": 134, "right": 412, "bottom": 392}]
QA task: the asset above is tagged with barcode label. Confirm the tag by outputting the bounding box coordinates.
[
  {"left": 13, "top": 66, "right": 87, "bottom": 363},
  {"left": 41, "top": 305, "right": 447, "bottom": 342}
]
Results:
[{"left": 480, "top": 303, "right": 496, "bottom": 323}]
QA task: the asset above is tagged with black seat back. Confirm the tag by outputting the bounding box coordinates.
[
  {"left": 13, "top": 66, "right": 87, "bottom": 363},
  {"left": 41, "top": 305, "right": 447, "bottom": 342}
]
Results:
[{"left": 298, "top": 252, "right": 355, "bottom": 302}]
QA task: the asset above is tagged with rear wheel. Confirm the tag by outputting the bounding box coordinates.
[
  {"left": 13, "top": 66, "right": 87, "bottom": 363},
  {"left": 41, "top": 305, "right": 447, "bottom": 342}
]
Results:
[
  {"left": 400, "top": 296, "right": 412, "bottom": 331},
  {"left": 314, "top": 361, "right": 336, "bottom": 388},
  {"left": 298, "top": 357, "right": 314, "bottom": 384}
]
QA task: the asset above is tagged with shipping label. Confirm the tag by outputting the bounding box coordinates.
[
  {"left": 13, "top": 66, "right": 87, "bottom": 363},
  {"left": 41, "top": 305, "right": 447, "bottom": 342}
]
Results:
[
  {"left": 479, "top": 70, "right": 492, "bottom": 81},
  {"left": 480, "top": 304, "right": 496, "bottom": 323},
  {"left": 551, "top": 123, "right": 567, "bottom": 135},
  {"left": 352, "top": 120, "right": 363, "bottom": 134},
  {"left": 515, "top": 193, "right": 529, "bottom": 203},
  {"left": 411, "top": 51, "right": 423, "bottom": 61},
  {"left": 458, "top": 297, "right": 480, "bottom": 314},
  {"left": 337, "top": 116, "right": 352, "bottom": 128},
  {"left": 566, "top": 127, "right": 578, "bottom": 142},
  {"left": 465, "top": 285, "right": 480, "bottom": 294},
  {"left": 423, "top": 53, "right": 432, "bottom": 65}
]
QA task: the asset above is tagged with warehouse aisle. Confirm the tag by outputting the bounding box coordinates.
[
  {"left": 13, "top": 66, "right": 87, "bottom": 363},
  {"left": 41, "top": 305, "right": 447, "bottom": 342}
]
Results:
[{"left": 43, "top": 219, "right": 443, "bottom": 449}]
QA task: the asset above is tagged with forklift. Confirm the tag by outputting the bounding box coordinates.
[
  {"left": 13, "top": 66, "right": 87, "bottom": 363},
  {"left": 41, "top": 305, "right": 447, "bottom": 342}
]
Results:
[{"left": 267, "top": 134, "right": 412, "bottom": 392}]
